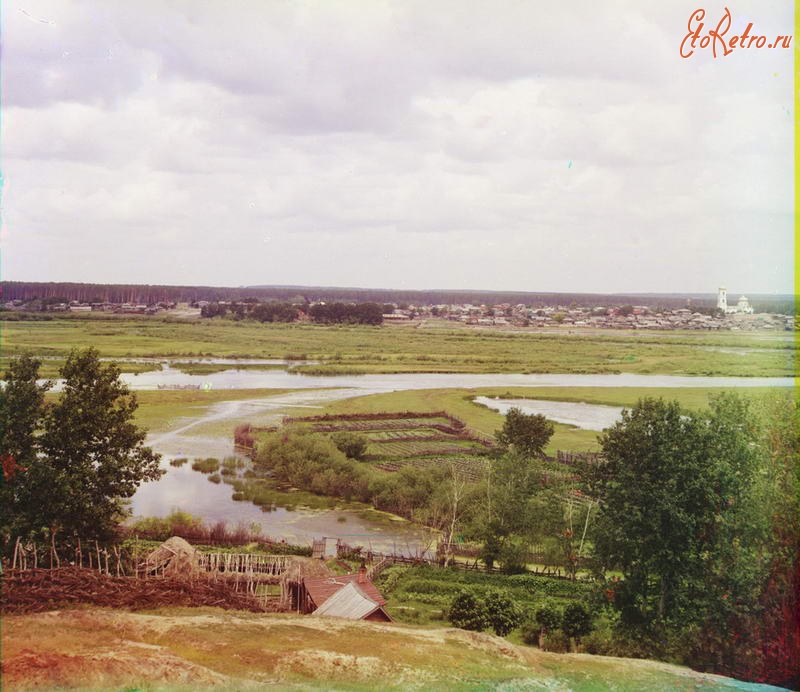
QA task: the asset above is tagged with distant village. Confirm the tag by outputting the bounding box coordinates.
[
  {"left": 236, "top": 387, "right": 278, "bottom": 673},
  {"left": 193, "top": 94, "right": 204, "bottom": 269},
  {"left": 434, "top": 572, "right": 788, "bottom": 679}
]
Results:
[{"left": 4, "top": 287, "right": 794, "bottom": 331}]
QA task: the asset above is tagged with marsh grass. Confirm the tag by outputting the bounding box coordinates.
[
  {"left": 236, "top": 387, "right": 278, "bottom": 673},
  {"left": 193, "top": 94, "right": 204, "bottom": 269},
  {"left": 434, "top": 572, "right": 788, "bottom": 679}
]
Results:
[
  {"left": 4, "top": 316, "right": 794, "bottom": 377},
  {"left": 191, "top": 458, "right": 220, "bottom": 474}
]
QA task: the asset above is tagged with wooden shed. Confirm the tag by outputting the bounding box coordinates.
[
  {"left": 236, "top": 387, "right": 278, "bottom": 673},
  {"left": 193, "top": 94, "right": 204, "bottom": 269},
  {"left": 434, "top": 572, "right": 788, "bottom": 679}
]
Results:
[{"left": 295, "top": 569, "right": 392, "bottom": 621}]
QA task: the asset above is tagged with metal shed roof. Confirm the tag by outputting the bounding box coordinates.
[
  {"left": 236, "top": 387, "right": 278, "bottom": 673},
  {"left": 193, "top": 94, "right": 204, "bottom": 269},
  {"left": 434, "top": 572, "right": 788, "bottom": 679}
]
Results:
[
  {"left": 303, "top": 573, "right": 387, "bottom": 609},
  {"left": 311, "top": 581, "right": 384, "bottom": 620}
]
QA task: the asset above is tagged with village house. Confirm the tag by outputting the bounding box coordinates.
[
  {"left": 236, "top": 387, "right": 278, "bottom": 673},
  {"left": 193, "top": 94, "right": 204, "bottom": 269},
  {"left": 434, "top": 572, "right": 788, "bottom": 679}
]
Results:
[{"left": 294, "top": 567, "right": 393, "bottom": 622}]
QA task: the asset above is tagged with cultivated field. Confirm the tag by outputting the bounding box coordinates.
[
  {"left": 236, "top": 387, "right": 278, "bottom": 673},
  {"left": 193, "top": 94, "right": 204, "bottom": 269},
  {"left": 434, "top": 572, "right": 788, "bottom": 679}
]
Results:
[{"left": 280, "top": 411, "right": 496, "bottom": 478}]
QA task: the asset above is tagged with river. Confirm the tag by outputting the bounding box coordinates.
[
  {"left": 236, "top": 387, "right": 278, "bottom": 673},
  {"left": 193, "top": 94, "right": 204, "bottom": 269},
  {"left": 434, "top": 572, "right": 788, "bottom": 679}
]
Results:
[{"left": 125, "top": 364, "right": 791, "bottom": 553}]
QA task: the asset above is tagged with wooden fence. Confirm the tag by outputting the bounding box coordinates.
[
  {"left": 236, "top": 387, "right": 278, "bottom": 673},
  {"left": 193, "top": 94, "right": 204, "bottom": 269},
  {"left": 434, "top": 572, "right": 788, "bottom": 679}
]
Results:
[{"left": 4, "top": 538, "right": 295, "bottom": 609}]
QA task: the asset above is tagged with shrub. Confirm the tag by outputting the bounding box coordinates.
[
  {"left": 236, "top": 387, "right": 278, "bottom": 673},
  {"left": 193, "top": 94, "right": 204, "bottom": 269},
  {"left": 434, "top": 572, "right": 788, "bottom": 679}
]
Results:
[
  {"left": 562, "top": 602, "right": 593, "bottom": 643},
  {"left": 541, "top": 629, "right": 570, "bottom": 653},
  {"left": 207, "top": 473, "right": 222, "bottom": 484},
  {"left": 520, "top": 603, "right": 562, "bottom": 647},
  {"left": 331, "top": 431, "right": 369, "bottom": 461},
  {"left": 534, "top": 603, "right": 563, "bottom": 633},
  {"left": 448, "top": 590, "right": 488, "bottom": 631},
  {"left": 170, "top": 457, "right": 188, "bottom": 467},
  {"left": 498, "top": 541, "right": 528, "bottom": 574},
  {"left": 520, "top": 614, "right": 541, "bottom": 646},
  {"left": 484, "top": 588, "right": 522, "bottom": 636},
  {"left": 578, "top": 625, "right": 615, "bottom": 655}
]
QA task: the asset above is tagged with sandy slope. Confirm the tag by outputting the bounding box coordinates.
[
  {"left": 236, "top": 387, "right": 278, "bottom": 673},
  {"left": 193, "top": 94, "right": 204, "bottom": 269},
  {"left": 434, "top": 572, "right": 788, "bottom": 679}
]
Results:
[{"left": 1, "top": 608, "right": 783, "bottom": 691}]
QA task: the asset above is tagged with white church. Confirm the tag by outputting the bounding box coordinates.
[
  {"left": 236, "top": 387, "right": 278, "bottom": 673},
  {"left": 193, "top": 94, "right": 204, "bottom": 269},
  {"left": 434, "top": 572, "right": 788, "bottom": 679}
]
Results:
[{"left": 717, "top": 287, "right": 754, "bottom": 315}]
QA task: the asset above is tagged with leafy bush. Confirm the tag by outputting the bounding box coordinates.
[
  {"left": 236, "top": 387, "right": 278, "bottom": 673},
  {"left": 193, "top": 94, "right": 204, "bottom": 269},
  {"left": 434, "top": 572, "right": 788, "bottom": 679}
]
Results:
[
  {"left": 378, "top": 566, "right": 410, "bottom": 594},
  {"left": 535, "top": 603, "right": 563, "bottom": 632},
  {"left": 331, "top": 431, "right": 369, "bottom": 460},
  {"left": 207, "top": 473, "right": 222, "bottom": 484},
  {"left": 448, "top": 590, "right": 488, "bottom": 631},
  {"left": 484, "top": 588, "right": 522, "bottom": 636},
  {"left": 520, "top": 615, "right": 541, "bottom": 646},
  {"left": 520, "top": 603, "right": 562, "bottom": 647},
  {"left": 169, "top": 457, "right": 188, "bottom": 467},
  {"left": 562, "top": 602, "right": 593, "bottom": 642},
  {"left": 498, "top": 541, "right": 528, "bottom": 574},
  {"left": 578, "top": 624, "right": 615, "bottom": 655},
  {"left": 541, "top": 630, "right": 570, "bottom": 653}
]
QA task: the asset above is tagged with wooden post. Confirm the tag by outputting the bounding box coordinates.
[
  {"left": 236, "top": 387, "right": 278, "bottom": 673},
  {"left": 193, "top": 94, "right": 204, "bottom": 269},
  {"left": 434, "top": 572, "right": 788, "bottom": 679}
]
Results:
[
  {"left": 12, "top": 536, "right": 20, "bottom": 570},
  {"left": 51, "top": 530, "right": 60, "bottom": 568},
  {"left": 95, "top": 542, "right": 101, "bottom": 574}
]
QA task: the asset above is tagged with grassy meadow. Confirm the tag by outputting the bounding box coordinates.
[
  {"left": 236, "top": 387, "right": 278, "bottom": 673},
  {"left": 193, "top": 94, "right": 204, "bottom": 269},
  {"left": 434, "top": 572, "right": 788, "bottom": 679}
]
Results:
[{"left": 1, "top": 314, "right": 795, "bottom": 376}]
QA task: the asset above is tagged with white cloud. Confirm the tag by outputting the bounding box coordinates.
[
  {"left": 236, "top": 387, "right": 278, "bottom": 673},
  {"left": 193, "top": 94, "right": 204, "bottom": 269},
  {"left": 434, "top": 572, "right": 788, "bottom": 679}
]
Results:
[{"left": 1, "top": 0, "right": 793, "bottom": 293}]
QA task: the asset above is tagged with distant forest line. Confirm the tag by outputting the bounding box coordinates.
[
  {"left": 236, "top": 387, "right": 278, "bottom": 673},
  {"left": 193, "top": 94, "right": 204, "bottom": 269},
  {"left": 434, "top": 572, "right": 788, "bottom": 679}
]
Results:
[{"left": 1, "top": 281, "right": 795, "bottom": 313}]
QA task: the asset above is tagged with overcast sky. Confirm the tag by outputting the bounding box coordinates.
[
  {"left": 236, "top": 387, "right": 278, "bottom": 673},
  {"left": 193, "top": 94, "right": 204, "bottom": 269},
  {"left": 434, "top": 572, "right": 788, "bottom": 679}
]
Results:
[{"left": 2, "top": 0, "right": 794, "bottom": 294}]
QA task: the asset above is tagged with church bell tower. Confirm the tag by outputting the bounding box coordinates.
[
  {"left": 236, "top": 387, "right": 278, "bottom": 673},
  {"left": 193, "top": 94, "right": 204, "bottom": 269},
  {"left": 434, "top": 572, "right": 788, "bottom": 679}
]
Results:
[{"left": 717, "top": 287, "right": 727, "bottom": 312}]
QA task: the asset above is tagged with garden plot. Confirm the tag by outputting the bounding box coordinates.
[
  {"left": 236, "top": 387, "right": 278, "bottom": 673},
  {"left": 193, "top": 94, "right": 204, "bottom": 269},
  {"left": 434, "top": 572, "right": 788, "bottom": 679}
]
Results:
[{"left": 283, "top": 411, "right": 496, "bottom": 477}]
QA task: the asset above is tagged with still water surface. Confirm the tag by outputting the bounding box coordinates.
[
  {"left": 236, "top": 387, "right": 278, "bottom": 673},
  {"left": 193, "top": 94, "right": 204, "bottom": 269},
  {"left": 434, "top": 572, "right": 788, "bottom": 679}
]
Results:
[{"left": 474, "top": 397, "right": 623, "bottom": 431}]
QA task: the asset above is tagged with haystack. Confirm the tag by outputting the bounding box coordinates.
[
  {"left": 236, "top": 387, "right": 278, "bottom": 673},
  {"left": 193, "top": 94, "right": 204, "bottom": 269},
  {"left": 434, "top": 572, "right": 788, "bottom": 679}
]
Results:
[
  {"left": 145, "top": 536, "right": 199, "bottom": 577},
  {"left": 281, "top": 556, "right": 332, "bottom": 584}
]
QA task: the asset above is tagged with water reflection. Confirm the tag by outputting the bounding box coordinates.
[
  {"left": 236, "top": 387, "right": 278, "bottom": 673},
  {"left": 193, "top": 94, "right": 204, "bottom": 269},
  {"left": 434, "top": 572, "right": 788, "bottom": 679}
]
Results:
[{"left": 475, "top": 397, "right": 623, "bottom": 431}]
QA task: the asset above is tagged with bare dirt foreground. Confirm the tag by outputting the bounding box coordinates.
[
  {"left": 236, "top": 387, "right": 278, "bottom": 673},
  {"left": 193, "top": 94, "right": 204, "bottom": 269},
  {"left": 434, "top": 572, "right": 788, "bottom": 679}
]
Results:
[{"left": 2, "top": 608, "right": 782, "bottom": 691}]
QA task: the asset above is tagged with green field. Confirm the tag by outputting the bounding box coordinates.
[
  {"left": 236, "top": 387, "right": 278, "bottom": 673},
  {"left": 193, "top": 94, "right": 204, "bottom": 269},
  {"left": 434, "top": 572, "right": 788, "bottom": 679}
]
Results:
[
  {"left": 128, "top": 388, "right": 299, "bottom": 434},
  {"left": 2, "top": 314, "right": 795, "bottom": 376},
  {"left": 378, "top": 564, "right": 591, "bottom": 626}
]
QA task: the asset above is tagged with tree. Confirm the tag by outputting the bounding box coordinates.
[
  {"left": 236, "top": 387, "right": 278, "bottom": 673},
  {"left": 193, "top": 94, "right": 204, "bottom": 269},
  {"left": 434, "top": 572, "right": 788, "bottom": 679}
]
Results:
[
  {"left": 592, "top": 396, "right": 761, "bottom": 630},
  {"left": 9, "top": 349, "right": 163, "bottom": 542},
  {"left": 534, "top": 604, "right": 562, "bottom": 634},
  {"left": 448, "top": 590, "right": 488, "bottom": 631},
  {"left": 521, "top": 604, "right": 562, "bottom": 646},
  {"left": 331, "top": 431, "right": 368, "bottom": 461},
  {"left": 0, "top": 355, "right": 50, "bottom": 536},
  {"left": 484, "top": 588, "right": 522, "bottom": 636},
  {"left": 495, "top": 408, "right": 554, "bottom": 458}
]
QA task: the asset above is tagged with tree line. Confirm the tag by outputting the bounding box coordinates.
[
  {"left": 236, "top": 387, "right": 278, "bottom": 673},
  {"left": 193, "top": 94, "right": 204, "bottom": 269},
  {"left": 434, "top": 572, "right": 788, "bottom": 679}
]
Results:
[
  {"left": 201, "top": 300, "right": 386, "bottom": 325},
  {"left": 9, "top": 281, "right": 789, "bottom": 312}
]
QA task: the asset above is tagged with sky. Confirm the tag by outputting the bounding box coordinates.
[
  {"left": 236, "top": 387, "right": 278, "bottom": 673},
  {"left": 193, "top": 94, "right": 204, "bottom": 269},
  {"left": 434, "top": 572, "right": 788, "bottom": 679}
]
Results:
[{"left": 1, "top": 0, "right": 794, "bottom": 294}]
